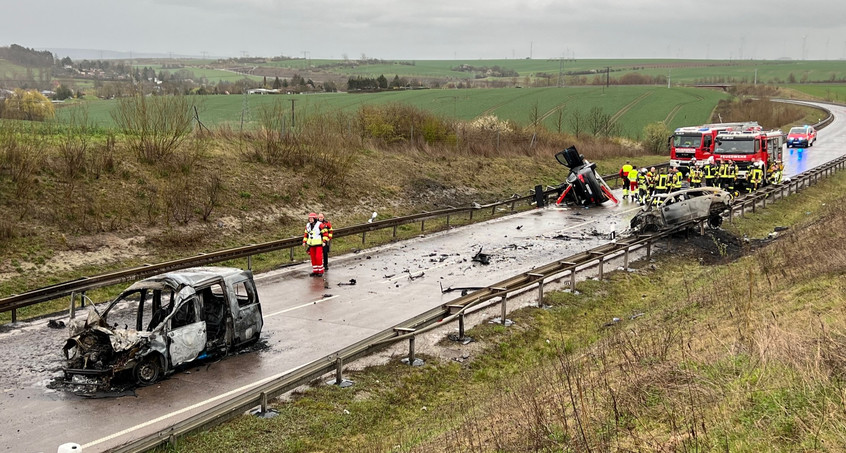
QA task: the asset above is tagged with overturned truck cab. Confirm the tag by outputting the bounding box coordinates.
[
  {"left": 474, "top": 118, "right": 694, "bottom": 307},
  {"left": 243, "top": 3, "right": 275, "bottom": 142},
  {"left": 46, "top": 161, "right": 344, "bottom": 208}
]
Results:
[{"left": 62, "top": 267, "right": 263, "bottom": 389}]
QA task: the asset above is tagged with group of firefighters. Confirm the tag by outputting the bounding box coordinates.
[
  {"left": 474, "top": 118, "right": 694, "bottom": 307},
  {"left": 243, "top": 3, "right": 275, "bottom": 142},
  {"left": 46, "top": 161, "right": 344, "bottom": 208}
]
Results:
[{"left": 619, "top": 158, "right": 784, "bottom": 205}]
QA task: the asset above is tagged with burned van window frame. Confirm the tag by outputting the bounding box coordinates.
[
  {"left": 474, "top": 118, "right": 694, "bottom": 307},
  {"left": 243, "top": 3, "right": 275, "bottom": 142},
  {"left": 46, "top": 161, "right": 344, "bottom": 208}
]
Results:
[{"left": 233, "top": 280, "right": 257, "bottom": 308}]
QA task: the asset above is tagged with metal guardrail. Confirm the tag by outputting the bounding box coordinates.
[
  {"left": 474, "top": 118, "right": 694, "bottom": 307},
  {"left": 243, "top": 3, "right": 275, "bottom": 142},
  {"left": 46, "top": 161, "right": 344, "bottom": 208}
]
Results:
[{"left": 108, "top": 152, "right": 846, "bottom": 452}]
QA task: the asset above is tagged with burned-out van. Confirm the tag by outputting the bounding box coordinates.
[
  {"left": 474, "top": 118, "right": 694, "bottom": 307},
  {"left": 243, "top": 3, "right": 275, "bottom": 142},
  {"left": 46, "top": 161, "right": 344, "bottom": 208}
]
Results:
[{"left": 62, "top": 267, "right": 263, "bottom": 388}]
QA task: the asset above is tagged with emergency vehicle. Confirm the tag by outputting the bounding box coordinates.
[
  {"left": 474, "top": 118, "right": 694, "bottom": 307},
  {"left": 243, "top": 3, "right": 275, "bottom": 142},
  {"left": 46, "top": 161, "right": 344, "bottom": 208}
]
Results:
[
  {"left": 712, "top": 129, "right": 784, "bottom": 182},
  {"left": 670, "top": 122, "right": 761, "bottom": 172}
]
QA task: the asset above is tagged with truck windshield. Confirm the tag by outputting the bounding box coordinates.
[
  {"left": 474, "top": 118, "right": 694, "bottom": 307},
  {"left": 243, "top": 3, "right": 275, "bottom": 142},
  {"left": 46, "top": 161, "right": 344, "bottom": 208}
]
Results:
[
  {"left": 714, "top": 139, "right": 757, "bottom": 154},
  {"left": 789, "top": 127, "right": 807, "bottom": 134},
  {"left": 673, "top": 134, "right": 702, "bottom": 148}
]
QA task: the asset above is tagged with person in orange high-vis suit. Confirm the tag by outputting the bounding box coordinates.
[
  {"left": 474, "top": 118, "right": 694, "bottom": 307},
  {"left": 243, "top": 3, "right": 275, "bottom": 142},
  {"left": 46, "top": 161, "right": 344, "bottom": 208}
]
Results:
[
  {"left": 303, "top": 212, "right": 326, "bottom": 276},
  {"left": 318, "top": 213, "right": 333, "bottom": 271}
]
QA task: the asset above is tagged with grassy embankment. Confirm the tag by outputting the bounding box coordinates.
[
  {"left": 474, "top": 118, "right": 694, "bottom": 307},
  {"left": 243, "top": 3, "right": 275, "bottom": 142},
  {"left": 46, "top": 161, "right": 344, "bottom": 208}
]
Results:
[{"left": 163, "top": 165, "right": 846, "bottom": 452}]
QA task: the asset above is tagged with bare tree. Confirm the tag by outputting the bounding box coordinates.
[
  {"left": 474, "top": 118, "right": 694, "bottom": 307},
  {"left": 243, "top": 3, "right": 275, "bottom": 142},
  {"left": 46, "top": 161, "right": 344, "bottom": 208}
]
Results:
[{"left": 111, "top": 92, "right": 194, "bottom": 162}]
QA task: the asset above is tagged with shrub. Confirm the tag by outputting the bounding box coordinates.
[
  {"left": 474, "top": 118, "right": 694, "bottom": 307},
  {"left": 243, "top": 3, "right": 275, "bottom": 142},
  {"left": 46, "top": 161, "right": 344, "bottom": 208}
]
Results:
[
  {"left": 111, "top": 92, "right": 194, "bottom": 162},
  {"left": 2, "top": 89, "right": 55, "bottom": 121},
  {"left": 641, "top": 122, "right": 671, "bottom": 154}
]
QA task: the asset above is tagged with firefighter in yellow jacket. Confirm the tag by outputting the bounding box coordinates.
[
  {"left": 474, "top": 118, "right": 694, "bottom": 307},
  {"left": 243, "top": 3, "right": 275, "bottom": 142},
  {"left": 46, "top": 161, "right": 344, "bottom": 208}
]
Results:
[{"left": 620, "top": 161, "right": 634, "bottom": 199}]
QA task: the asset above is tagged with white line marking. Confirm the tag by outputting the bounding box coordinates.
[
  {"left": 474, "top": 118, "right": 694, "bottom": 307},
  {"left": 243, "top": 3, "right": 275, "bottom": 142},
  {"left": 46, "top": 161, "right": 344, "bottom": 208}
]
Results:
[
  {"left": 82, "top": 363, "right": 306, "bottom": 449},
  {"left": 385, "top": 260, "right": 453, "bottom": 282},
  {"left": 264, "top": 295, "right": 339, "bottom": 318}
]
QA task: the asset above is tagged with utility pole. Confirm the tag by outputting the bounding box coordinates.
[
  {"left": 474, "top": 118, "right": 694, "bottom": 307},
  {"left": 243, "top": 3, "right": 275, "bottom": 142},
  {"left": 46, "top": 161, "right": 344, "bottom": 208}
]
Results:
[
  {"left": 290, "top": 99, "right": 296, "bottom": 129},
  {"left": 667, "top": 69, "right": 671, "bottom": 88},
  {"left": 606, "top": 66, "right": 610, "bottom": 88},
  {"left": 754, "top": 68, "right": 758, "bottom": 85}
]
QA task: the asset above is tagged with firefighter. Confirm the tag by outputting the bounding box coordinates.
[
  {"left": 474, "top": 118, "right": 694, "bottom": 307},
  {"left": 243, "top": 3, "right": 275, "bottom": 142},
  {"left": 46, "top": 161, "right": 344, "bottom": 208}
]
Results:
[
  {"left": 768, "top": 160, "right": 784, "bottom": 184},
  {"left": 703, "top": 158, "right": 718, "bottom": 187},
  {"left": 748, "top": 161, "right": 764, "bottom": 192},
  {"left": 303, "top": 212, "right": 326, "bottom": 276},
  {"left": 689, "top": 163, "right": 703, "bottom": 188},
  {"left": 627, "top": 165, "right": 639, "bottom": 201},
  {"left": 670, "top": 167, "right": 684, "bottom": 192},
  {"left": 727, "top": 161, "right": 739, "bottom": 195},
  {"left": 620, "top": 161, "right": 634, "bottom": 199},
  {"left": 655, "top": 167, "right": 670, "bottom": 194},
  {"left": 637, "top": 168, "right": 649, "bottom": 205},
  {"left": 718, "top": 159, "right": 731, "bottom": 191}
]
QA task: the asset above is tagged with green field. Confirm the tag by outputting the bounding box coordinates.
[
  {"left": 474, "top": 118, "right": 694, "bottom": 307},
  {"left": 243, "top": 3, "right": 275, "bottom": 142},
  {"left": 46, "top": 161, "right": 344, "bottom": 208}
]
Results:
[
  {"left": 230, "top": 58, "right": 846, "bottom": 85},
  {"left": 132, "top": 64, "right": 263, "bottom": 83},
  {"left": 54, "top": 86, "right": 729, "bottom": 138},
  {"left": 788, "top": 83, "right": 846, "bottom": 102}
]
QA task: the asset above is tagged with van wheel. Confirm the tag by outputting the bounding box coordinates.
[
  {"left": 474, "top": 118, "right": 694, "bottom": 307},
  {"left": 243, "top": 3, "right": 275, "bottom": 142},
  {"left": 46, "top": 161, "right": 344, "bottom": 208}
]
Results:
[{"left": 134, "top": 355, "right": 161, "bottom": 386}]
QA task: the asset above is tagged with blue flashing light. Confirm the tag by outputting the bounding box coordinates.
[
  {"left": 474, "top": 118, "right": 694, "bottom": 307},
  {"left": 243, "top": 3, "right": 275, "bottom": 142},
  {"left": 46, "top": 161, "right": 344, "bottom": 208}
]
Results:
[{"left": 699, "top": 127, "right": 709, "bottom": 131}]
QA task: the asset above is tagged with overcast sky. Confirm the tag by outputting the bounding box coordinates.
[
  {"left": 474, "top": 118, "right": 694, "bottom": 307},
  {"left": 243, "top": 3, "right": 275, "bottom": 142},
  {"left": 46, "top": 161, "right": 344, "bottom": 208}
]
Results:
[{"left": 3, "top": 0, "right": 845, "bottom": 60}]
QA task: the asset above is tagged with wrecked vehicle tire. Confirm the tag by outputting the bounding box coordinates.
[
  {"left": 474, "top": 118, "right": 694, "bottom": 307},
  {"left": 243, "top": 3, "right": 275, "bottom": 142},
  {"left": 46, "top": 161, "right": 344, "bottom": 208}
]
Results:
[
  {"left": 708, "top": 213, "right": 723, "bottom": 229},
  {"left": 134, "top": 354, "right": 162, "bottom": 386},
  {"left": 555, "top": 146, "right": 585, "bottom": 169}
]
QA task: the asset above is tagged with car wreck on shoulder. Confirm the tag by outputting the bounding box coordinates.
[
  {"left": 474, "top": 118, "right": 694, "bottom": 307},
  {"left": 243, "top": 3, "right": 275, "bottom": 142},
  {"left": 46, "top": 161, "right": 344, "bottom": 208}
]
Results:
[
  {"left": 62, "top": 267, "right": 263, "bottom": 389},
  {"left": 629, "top": 187, "right": 732, "bottom": 233}
]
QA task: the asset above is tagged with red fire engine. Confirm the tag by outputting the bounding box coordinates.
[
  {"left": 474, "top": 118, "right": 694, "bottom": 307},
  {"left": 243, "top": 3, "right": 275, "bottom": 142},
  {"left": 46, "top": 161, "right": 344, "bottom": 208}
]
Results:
[
  {"left": 670, "top": 122, "right": 760, "bottom": 172},
  {"left": 712, "top": 129, "right": 784, "bottom": 182}
]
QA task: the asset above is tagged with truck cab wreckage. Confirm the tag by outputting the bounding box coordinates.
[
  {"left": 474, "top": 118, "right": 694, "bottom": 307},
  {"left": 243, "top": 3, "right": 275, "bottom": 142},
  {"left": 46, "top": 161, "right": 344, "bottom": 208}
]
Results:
[
  {"left": 62, "top": 267, "right": 263, "bottom": 390},
  {"left": 554, "top": 146, "right": 618, "bottom": 207}
]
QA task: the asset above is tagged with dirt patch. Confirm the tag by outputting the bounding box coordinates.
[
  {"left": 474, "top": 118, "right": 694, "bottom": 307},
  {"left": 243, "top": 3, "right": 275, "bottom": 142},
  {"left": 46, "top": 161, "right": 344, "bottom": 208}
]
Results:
[{"left": 661, "top": 227, "right": 779, "bottom": 266}]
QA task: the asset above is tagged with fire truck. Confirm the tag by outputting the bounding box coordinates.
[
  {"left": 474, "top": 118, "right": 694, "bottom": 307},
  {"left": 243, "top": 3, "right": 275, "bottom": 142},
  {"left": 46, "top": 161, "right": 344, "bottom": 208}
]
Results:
[
  {"left": 712, "top": 129, "right": 784, "bottom": 188},
  {"left": 670, "top": 122, "right": 761, "bottom": 173}
]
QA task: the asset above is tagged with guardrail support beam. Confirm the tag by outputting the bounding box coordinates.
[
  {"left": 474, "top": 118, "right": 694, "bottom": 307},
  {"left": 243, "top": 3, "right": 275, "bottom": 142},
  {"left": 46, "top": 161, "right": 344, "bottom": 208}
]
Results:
[
  {"left": 69, "top": 292, "right": 76, "bottom": 320},
  {"left": 361, "top": 232, "right": 367, "bottom": 244},
  {"left": 393, "top": 225, "right": 397, "bottom": 237},
  {"left": 528, "top": 273, "right": 545, "bottom": 307}
]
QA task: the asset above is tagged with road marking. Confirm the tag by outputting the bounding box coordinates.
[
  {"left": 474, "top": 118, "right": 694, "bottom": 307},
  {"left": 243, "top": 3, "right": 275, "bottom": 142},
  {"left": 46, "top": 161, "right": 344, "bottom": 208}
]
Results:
[
  {"left": 264, "top": 295, "right": 339, "bottom": 318},
  {"left": 82, "top": 363, "right": 307, "bottom": 450}
]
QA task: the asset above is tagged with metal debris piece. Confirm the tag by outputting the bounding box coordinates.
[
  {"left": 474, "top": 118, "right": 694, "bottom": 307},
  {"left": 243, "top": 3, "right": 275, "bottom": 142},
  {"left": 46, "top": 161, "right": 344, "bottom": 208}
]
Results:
[
  {"left": 490, "top": 317, "right": 514, "bottom": 327},
  {"left": 337, "top": 279, "right": 357, "bottom": 286},
  {"left": 439, "top": 282, "right": 484, "bottom": 294},
  {"left": 472, "top": 248, "right": 491, "bottom": 265},
  {"left": 448, "top": 333, "right": 474, "bottom": 345},
  {"left": 407, "top": 270, "right": 425, "bottom": 280},
  {"left": 401, "top": 357, "right": 425, "bottom": 367},
  {"left": 48, "top": 319, "right": 66, "bottom": 329},
  {"left": 250, "top": 408, "right": 280, "bottom": 419}
]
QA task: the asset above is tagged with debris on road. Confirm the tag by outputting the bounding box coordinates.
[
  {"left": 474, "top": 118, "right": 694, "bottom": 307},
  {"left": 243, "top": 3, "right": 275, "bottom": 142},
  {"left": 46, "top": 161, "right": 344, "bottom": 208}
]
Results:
[
  {"left": 472, "top": 248, "right": 491, "bottom": 265},
  {"left": 47, "top": 320, "right": 66, "bottom": 329},
  {"left": 337, "top": 279, "right": 357, "bottom": 286}
]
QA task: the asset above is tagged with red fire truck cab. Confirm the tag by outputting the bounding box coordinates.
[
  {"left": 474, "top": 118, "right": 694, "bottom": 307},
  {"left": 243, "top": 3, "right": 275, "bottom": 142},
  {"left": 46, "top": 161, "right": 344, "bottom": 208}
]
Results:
[
  {"left": 670, "top": 122, "right": 760, "bottom": 173},
  {"left": 713, "top": 129, "right": 784, "bottom": 182}
]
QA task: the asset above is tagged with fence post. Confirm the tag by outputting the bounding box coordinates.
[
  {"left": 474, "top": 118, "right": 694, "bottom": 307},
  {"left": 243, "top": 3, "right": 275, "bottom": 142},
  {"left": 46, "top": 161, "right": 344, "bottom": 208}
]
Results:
[
  {"left": 69, "top": 292, "right": 76, "bottom": 319},
  {"left": 528, "top": 273, "right": 544, "bottom": 307},
  {"left": 11, "top": 309, "right": 16, "bottom": 323},
  {"left": 623, "top": 247, "right": 630, "bottom": 269},
  {"left": 247, "top": 255, "right": 252, "bottom": 271},
  {"left": 362, "top": 232, "right": 367, "bottom": 244},
  {"left": 421, "top": 220, "right": 425, "bottom": 232},
  {"left": 393, "top": 225, "right": 398, "bottom": 237},
  {"left": 446, "top": 216, "right": 450, "bottom": 228},
  {"left": 290, "top": 247, "right": 294, "bottom": 261}
]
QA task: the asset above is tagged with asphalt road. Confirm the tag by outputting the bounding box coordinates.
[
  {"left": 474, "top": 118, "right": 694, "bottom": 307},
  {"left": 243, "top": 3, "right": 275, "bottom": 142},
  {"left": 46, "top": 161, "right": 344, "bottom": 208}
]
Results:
[{"left": 2, "top": 101, "right": 844, "bottom": 452}]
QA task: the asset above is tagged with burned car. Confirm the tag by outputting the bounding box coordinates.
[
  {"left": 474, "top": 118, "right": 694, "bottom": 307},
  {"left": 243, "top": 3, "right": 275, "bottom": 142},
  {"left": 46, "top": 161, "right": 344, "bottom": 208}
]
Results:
[
  {"left": 554, "top": 146, "right": 618, "bottom": 206},
  {"left": 629, "top": 187, "right": 732, "bottom": 233},
  {"left": 62, "top": 267, "right": 263, "bottom": 389}
]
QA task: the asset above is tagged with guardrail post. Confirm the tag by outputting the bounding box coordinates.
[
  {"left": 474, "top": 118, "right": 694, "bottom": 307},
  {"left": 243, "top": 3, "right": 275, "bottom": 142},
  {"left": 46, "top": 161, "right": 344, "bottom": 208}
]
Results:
[
  {"left": 11, "top": 309, "right": 15, "bottom": 323},
  {"left": 510, "top": 200, "right": 516, "bottom": 212},
  {"left": 290, "top": 247, "right": 294, "bottom": 261},
  {"left": 458, "top": 313, "right": 466, "bottom": 339},
  {"left": 80, "top": 291, "right": 86, "bottom": 307},
  {"left": 446, "top": 215, "right": 450, "bottom": 228},
  {"left": 740, "top": 203, "right": 745, "bottom": 217},
  {"left": 335, "top": 357, "right": 343, "bottom": 385},
  {"left": 646, "top": 242, "right": 652, "bottom": 258},
  {"left": 421, "top": 220, "right": 425, "bottom": 232},
  {"left": 247, "top": 255, "right": 252, "bottom": 271},
  {"left": 597, "top": 255, "right": 604, "bottom": 280},
  {"left": 623, "top": 247, "right": 630, "bottom": 269},
  {"left": 69, "top": 292, "right": 76, "bottom": 319},
  {"left": 393, "top": 225, "right": 398, "bottom": 237},
  {"left": 762, "top": 192, "right": 767, "bottom": 208},
  {"left": 528, "top": 273, "right": 545, "bottom": 307},
  {"left": 409, "top": 336, "right": 416, "bottom": 364},
  {"left": 260, "top": 391, "right": 268, "bottom": 413},
  {"left": 570, "top": 266, "right": 577, "bottom": 290},
  {"left": 491, "top": 205, "right": 496, "bottom": 216},
  {"left": 469, "top": 210, "right": 474, "bottom": 221},
  {"left": 729, "top": 207, "right": 734, "bottom": 224},
  {"left": 699, "top": 220, "right": 705, "bottom": 236},
  {"left": 362, "top": 232, "right": 367, "bottom": 244}
]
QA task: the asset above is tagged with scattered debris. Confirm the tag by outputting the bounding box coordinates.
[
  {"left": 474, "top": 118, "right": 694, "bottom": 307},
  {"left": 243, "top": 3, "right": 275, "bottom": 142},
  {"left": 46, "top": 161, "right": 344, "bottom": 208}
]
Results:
[
  {"left": 516, "top": 225, "right": 523, "bottom": 230},
  {"left": 472, "top": 248, "right": 491, "bottom": 265},
  {"left": 47, "top": 319, "right": 66, "bottom": 329},
  {"left": 407, "top": 270, "right": 425, "bottom": 280},
  {"left": 250, "top": 408, "right": 280, "bottom": 419},
  {"left": 448, "top": 333, "right": 474, "bottom": 345},
  {"left": 630, "top": 312, "right": 645, "bottom": 320},
  {"left": 368, "top": 212, "right": 378, "bottom": 223},
  {"left": 603, "top": 317, "right": 622, "bottom": 327},
  {"left": 337, "top": 279, "right": 357, "bottom": 286},
  {"left": 489, "top": 317, "right": 514, "bottom": 327}
]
